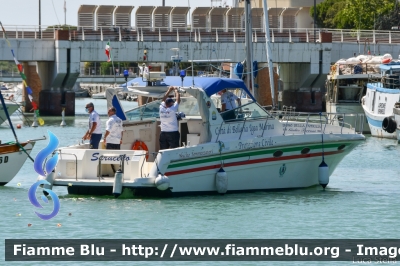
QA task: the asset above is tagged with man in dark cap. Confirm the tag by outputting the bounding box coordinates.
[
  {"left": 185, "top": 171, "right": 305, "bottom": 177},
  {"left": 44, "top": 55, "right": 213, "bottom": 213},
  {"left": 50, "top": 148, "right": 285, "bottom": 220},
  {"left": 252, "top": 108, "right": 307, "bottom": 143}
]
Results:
[
  {"left": 83, "top": 102, "right": 102, "bottom": 149},
  {"left": 159, "top": 86, "right": 181, "bottom": 150}
]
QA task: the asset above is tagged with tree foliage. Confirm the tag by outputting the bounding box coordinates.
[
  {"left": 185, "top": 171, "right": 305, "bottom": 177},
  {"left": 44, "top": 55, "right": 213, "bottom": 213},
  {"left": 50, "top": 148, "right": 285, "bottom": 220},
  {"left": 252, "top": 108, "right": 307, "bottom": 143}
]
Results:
[{"left": 310, "top": 0, "right": 397, "bottom": 29}]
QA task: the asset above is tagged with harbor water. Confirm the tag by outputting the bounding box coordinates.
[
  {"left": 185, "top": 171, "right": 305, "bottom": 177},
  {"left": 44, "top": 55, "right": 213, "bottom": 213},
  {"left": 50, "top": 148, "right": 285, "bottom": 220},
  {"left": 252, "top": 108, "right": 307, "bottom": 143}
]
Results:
[{"left": 1, "top": 99, "right": 400, "bottom": 265}]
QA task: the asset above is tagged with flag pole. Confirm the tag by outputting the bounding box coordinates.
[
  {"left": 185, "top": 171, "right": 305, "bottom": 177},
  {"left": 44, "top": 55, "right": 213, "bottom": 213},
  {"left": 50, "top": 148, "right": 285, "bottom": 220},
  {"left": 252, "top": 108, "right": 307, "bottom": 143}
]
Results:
[{"left": 109, "top": 40, "right": 116, "bottom": 86}]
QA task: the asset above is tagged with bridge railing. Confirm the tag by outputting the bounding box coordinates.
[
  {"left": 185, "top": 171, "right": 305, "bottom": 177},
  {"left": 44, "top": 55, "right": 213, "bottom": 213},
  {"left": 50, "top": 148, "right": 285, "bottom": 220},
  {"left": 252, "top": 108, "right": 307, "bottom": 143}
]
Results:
[{"left": 2, "top": 25, "right": 400, "bottom": 45}]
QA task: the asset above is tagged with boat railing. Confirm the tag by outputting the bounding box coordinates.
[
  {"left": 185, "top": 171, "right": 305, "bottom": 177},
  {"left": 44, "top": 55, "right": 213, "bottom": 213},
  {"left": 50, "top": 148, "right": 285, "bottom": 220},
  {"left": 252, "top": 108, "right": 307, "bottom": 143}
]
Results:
[
  {"left": 368, "top": 73, "right": 400, "bottom": 89},
  {"left": 56, "top": 150, "right": 78, "bottom": 181},
  {"left": 214, "top": 111, "right": 363, "bottom": 142},
  {"left": 269, "top": 111, "right": 364, "bottom": 135},
  {"left": 331, "top": 62, "right": 380, "bottom": 76}
]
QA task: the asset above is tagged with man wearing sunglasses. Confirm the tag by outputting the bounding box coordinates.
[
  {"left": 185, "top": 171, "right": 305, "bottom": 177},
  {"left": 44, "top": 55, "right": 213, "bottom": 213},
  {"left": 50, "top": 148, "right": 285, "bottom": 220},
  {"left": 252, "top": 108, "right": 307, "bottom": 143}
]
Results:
[{"left": 83, "top": 102, "right": 102, "bottom": 149}]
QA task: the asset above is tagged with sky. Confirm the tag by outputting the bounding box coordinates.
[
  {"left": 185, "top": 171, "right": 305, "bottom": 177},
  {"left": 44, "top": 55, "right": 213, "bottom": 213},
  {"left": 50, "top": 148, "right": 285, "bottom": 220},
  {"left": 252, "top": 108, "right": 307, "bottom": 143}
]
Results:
[{"left": 0, "top": 0, "right": 234, "bottom": 27}]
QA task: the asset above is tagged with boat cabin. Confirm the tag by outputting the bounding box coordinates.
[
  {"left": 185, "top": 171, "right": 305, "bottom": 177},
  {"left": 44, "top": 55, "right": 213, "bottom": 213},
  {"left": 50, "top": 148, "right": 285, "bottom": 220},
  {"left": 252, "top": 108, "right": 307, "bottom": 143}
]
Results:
[{"left": 108, "top": 76, "right": 269, "bottom": 162}]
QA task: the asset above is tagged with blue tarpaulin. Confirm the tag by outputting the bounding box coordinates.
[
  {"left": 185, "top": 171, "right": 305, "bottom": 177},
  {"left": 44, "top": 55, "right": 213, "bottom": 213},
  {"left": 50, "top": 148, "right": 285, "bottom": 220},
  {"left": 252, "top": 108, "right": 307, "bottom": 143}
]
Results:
[{"left": 234, "top": 62, "right": 244, "bottom": 79}]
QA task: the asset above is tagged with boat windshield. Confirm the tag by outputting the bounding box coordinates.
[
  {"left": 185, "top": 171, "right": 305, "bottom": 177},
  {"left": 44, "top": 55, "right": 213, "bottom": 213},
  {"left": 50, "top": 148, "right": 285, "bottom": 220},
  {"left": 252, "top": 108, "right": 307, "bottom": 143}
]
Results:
[
  {"left": 220, "top": 102, "right": 268, "bottom": 121},
  {"left": 125, "top": 97, "right": 201, "bottom": 121}
]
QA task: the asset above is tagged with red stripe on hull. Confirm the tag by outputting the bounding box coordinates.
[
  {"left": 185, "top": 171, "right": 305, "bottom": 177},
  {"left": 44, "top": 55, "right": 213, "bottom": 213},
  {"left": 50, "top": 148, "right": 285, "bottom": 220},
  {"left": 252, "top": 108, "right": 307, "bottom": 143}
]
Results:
[{"left": 165, "top": 150, "right": 343, "bottom": 176}]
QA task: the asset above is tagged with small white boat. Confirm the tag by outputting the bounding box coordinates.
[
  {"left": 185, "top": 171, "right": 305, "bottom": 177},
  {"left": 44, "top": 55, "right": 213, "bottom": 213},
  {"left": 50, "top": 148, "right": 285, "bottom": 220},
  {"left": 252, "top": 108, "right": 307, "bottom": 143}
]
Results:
[
  {"left": 362, "top": 62, "right": 400, "bottom": 139},
  {"left": 91, "top": 91, "right": 106, "bottom": 99},
  {"left": 41, "top": 77, "right": 364, "bottom": 197}
]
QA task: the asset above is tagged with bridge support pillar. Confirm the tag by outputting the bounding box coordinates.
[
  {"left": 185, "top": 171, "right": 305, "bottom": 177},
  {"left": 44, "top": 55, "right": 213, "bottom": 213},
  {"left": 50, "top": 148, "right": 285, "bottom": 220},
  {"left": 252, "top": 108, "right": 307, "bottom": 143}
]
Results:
[
  {"left": 278, "top": 48, "right": 331, "bottom": 112},
  {"left": 22, "top": 62, "right": 41, "bottom": 113},
  {"left": 34, "top": 36, "right": 80, "bottom": 116},
  {"left": 255, "top": 63, "right": 279, "bottom": 107}
]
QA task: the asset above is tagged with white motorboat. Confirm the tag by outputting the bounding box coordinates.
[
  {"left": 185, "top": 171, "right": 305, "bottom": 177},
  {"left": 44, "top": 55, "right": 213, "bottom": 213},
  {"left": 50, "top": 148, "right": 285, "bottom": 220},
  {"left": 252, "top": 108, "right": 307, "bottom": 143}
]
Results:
[
  {"left": 325, "top": 55, "right": 392, "bottom": 133},
  {"left": 91, "top": 91, "right": 106, "bottom": 99},
  {"left": 362, "top": 63, "right": 400, "bottom": 139},
  {"left": 40, "top": 76, "right": 365, "bottom": 197}
]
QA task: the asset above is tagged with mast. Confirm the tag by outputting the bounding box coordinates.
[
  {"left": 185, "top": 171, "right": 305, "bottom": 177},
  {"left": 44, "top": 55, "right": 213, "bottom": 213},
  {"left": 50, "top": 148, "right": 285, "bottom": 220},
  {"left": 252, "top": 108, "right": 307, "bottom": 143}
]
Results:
[
  {"left": 244, "top": 0, "right": 255, "bottom": 99},
  {"left": 262, "top": 0, "right": 275, "bottom": 108}
]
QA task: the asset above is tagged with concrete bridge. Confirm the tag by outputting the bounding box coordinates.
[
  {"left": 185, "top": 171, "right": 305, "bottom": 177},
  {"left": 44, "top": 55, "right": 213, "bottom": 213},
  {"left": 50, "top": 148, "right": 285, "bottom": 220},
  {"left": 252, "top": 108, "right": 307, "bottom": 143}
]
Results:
[{"left": 1, "top": 26, "right": 400, "bottom": 113}]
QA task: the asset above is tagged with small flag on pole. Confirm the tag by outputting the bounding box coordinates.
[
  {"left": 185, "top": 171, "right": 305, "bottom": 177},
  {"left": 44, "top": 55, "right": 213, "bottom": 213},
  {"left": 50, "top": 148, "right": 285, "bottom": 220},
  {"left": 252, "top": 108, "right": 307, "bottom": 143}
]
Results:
[{"left": 105, "top": 42, "right": 111, "bottom": 62}]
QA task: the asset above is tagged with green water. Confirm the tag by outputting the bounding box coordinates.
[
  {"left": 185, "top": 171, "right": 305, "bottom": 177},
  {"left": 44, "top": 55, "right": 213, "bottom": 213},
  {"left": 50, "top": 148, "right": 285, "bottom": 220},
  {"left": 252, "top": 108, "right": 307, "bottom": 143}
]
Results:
[{"left": 1, "top": 99, "right": 400, "bottom": 265}]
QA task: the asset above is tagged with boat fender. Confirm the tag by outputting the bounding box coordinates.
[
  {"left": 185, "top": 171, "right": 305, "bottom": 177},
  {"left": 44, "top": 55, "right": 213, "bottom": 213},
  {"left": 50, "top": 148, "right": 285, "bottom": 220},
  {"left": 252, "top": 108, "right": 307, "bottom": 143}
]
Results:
[
  {"left": 318, "top": 160, "right": 329, "bottom": 189},
  {"left": 382, "top": 116, "right": 397, "bottom": 133},
  {"left": 215, "top": 167, "right": 228, "bottom": 194},
  {"left": 43, "top": 172, "right": 55, "bottom": 190},
  {"left": 112, "top": 169, "right": 124, "bottom": 197},
  {"left": 155, "top": 173, "right": 170, "bottom": 191},
  {"left": 132, "top": 140, "right": 149, "bottom": 160}
]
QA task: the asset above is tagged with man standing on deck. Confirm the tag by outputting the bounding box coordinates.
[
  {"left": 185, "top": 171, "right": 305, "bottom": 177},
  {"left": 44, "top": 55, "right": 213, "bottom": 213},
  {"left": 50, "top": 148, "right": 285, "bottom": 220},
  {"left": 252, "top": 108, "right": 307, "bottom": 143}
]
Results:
[
  {"left": 103, "top": 107, "right": 123, "bottom": 150},
  {"left": 83, "top": 102, "right": 102, "bottom": 149},
  {"left": 159, "top": 86, "right": 181, "bottom": 150},
  {"left": 220, "top": 89, "right": 241, "bottom": 112}
]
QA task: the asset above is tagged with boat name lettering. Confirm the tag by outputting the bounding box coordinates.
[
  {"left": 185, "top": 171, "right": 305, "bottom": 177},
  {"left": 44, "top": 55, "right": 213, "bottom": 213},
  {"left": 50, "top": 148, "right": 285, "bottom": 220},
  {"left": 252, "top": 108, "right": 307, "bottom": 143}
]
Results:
[
  {"left": 238, "top": 137, "right": 274, "bottom": 150},
  {"left": 259, "top": 123, "right": 275, "bottom": 131},
  {"left": 284, "top": 123, "right": 322, "bottom": 132},
  {"left": 215, "top": 123, "right": 275, "bottom": 136},
  {"left": 378, "top": 103, "right": 386, "bottom": 114},
  {"left": 0, "top": 156, "right": 9, "bottom": 164},
  {"left": 91, "top": 153, "right": 130, "bottom": 161},
  {"left": 178, "top": 150, "right": 214, "bottom": 159}
]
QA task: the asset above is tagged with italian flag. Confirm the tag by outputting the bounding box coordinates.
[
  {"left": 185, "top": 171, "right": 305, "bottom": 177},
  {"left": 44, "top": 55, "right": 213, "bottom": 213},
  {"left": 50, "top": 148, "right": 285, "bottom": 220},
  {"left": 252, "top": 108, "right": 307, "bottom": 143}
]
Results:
[{"left": 105, "top": 42, "right": 111, "bottom": 62}]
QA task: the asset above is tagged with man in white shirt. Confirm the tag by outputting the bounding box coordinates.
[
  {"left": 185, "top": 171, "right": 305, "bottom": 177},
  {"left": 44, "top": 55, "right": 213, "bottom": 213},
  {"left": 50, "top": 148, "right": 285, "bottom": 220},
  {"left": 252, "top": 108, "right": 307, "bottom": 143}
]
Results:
[
  {"left": 83, "top": 102, "right": 102, "bottom": 149},
  {"left": 103, "top": 107, "right": 123, "bottom": 150},
  {"left": 159, "top": 86, "right": 181, "bottom": 150},
  {"left": 221, "top": 89, "right": 241, "bottom": 111},
  {"left": 220, "top": 89, "right": 241, "bottom": 120}
]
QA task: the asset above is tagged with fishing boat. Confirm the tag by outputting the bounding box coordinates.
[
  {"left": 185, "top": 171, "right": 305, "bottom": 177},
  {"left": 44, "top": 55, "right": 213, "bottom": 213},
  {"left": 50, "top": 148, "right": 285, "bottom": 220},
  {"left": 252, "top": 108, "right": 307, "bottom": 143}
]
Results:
[
  {"left": 0, "top": 92, "right": 36, "bottom": 185},
  {"left": 362, "top": 62, "right": 400, "bottom": 139},
  {"left": 40, "top": 76, "right": 365, "bottom": 197},
  {"left": 325, "top": 55, "right": 393, "bottom": 133}
]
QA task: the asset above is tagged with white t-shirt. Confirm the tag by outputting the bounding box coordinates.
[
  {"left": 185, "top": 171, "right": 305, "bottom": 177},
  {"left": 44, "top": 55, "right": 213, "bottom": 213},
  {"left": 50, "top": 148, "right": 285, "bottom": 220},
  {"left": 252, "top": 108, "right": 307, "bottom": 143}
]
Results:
[
  {"left": 105, "top": 115, "right": 123, "bottom": 144},
  {"left": 221, "top": 91, "right": 239, "bottom": 110},
  {"left": 89, "top": 110, "right": 102, "bottom": 134},
  {"left": 159, "top": 102, "right": 179, "bottom": 132}
]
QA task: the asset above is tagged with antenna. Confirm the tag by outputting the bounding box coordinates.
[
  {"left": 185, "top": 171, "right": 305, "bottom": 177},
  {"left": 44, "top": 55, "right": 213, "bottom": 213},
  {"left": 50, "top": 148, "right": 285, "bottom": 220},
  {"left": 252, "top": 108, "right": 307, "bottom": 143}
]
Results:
[
  {"left": 188, "top": 0, "right": 194, "bottom": 86},
  {"left": 64, "top": 0, "right": 66, "bottom": 25}
]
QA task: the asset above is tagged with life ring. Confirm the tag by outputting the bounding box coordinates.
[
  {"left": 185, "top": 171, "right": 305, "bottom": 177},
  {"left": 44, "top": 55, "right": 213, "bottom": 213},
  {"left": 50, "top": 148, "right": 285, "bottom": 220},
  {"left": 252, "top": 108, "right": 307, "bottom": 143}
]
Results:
[
  {"left": 382, "top": 58, "right": 391, "bottom": 64},
  {"left": 132, "top": 140, "right": 149, "bottom": 160}
]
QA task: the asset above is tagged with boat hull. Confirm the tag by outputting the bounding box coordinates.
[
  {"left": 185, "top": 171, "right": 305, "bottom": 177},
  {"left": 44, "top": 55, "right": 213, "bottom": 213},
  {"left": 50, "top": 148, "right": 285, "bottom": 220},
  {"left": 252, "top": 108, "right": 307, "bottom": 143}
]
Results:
[
  {"left": 53, "top": 139, "right": 362, "bottom": 197},
  {"left": 362, "top": 94, "right": 397, "bottom": 139},
  {"left": 0, "top": 142, "right": 34, "bottom": 185}
]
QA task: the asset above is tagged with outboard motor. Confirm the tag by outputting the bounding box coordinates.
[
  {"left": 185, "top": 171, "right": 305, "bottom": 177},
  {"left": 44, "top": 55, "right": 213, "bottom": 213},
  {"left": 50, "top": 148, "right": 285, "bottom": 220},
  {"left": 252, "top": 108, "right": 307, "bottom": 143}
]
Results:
[{"left": 382, "top": 116, "right": 397, "bottom": 133}]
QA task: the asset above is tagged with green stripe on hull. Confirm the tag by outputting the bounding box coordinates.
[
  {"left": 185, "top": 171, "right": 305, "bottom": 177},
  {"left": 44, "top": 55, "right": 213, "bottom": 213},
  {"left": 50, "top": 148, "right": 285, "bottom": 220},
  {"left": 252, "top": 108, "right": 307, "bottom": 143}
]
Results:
[{"left": 168, "top": 142, "right": 355, "bottom": 169}]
